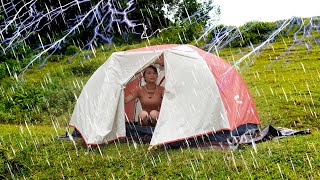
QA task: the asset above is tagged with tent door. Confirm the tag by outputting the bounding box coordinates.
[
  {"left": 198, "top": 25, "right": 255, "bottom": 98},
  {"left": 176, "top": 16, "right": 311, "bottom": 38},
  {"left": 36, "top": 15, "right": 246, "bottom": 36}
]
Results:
[{"left": 133, "top": 66, "right": 165, "bottom": 123}]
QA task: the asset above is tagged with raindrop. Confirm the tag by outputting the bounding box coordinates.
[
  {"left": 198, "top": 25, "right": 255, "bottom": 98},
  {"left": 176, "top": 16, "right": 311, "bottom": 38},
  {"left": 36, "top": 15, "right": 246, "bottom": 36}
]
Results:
[
  {"left": 240, "top": 153, "right": 252, "bottom": 179},
  {"left": 7, "top": 163, "right": 15, "bottom": 179},
  {"left": 277, "top": 163, "right": 284, "bottom": 179},
  {"left": 250, "top": 150, "right": 259, "bottom": 168},
  {"left": 289, "top": 157, "right": 296, "bottom": 174},
  {"left": 281, "top": 87, "right": 288, "bottom": 102},
  {"left": 10, "top": 145, "right": 16, "bottom": 156},
  {"left": 46, "top": 158, "right": 51, "bottom": 167},
  {"left": 189, "top": 160, "right": 196, "bottom": 174},
  {"left": 230, "top": 151, "right": 239, "bottom": 174},
  {"left": 306, "top": 153, "right": 313, "bottom": 170},
  {"left": 300, "top": 62, "right": 306, "bottom": 73}
]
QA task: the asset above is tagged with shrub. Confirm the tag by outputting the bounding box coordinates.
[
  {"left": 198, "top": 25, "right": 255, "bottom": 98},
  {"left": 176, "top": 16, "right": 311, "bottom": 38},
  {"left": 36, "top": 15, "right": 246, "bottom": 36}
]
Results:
[
  {"left": 47, "top": 54, "right": 65, "bottom": 62},
  {"left": 0, "top": 63, "right": 8, "bottom": 79},
  {"left": 0, "top": 72, "right": 82, "bottom": 124},
  {"left": 206, "top": 21, "right": 278, "bottom": 48},
  {"left": 68, "top": 61, "right": 99, "bottom": 76},
  {"left": 64, "top": 45, "right": 80, "bottom": 55}
]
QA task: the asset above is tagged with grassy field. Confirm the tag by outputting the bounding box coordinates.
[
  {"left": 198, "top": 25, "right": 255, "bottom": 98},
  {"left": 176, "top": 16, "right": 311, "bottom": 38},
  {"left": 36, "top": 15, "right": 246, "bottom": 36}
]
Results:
[
  {"left": 1, "top": 124, "right": 319, "bottom": 179},
  {"left": 1, "top": 31, "right": 320, "bottom": 178}
]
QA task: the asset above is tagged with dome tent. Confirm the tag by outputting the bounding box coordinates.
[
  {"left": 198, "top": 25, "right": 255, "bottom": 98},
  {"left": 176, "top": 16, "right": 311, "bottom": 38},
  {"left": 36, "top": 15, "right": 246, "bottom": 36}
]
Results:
[{"left": 69, "top": 44, "right": 260, "bottom": 147}]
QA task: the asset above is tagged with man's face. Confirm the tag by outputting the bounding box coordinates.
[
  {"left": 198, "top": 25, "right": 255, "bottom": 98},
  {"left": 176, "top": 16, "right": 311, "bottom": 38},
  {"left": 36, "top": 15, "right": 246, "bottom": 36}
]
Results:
[{"left": 144, "top": 67, "right": 158, "bottom": 83}]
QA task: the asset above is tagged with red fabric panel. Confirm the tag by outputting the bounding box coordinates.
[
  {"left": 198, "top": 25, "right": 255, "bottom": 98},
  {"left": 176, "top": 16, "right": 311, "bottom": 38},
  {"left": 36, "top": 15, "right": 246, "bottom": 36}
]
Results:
[
  {"left": 126, "top": 44, "right": 180, "bottom": 52},
  {"left": 124, "top": 77, "right": 140, "bottom": 122},
  {"left": 189, "top": 46, "right": 260, "bottom": 130}
]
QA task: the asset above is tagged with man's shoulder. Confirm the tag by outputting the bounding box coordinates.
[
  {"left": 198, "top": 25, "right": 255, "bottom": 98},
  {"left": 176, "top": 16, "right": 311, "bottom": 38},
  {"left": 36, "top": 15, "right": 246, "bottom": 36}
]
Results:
[{"left": 157, "top": 85, "right": 165, "bottom": 91}]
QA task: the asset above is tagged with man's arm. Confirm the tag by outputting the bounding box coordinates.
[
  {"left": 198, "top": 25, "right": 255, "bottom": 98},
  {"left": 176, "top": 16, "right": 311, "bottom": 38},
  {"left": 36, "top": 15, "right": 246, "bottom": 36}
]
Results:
[
  {"left": 154, "top": 54, "right": 164, "bottom": 66},
  {"left": 124, "top": 94, "right": 135, "bottom": 104}
]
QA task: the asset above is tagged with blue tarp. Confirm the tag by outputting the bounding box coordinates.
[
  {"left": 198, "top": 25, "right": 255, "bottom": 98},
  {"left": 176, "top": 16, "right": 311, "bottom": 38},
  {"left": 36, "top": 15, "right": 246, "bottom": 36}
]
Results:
[
  {"left": 125, "top": 123, "right": 259, "bottom": 146},
  {"left": 63, "top": 123, "right": 310, "bottom": 149}
]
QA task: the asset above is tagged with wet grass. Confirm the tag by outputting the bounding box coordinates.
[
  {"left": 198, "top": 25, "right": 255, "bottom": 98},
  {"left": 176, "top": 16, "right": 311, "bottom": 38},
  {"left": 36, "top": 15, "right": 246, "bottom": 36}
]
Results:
[{"left": 1, "top": 124, "right": 319, "bottom": 179}]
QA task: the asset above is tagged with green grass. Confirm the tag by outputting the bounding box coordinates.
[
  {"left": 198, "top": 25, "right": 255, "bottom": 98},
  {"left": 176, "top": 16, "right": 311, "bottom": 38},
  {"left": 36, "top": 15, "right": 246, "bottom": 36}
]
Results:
[{"left": 1, "top": 124, "right": 320, "bottom": 179}]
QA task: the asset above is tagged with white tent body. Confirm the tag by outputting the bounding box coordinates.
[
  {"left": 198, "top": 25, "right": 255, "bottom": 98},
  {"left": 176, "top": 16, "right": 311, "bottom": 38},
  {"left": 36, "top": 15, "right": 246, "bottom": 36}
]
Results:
[
  {"left": 151, "top": 47, "right": 229, "bottom": 145},
  {"left": 70, "top": 45, "right": 258, "bottom": 146},
  {"left": 70, "top": 50, "right": 162, "bottom": 144}
]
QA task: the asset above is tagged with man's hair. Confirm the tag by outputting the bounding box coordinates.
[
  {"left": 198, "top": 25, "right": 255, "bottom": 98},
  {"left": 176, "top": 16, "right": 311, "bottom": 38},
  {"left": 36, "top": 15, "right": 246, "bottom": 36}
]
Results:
[{"left": 143, "top": 65, "right": 158, "bottom": 76}]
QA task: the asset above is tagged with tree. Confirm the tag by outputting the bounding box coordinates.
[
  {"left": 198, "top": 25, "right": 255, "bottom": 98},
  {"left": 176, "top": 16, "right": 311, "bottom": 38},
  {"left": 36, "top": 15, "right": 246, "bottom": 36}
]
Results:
[{"left": 0, "top": 0, "right": 218, "bottom": 75}]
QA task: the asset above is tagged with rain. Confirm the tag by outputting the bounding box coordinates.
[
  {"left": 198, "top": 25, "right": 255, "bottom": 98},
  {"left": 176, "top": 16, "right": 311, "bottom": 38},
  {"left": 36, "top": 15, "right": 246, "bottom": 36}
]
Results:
[{"left": 0, "top": 0, "right": 320, "bottom": 179}]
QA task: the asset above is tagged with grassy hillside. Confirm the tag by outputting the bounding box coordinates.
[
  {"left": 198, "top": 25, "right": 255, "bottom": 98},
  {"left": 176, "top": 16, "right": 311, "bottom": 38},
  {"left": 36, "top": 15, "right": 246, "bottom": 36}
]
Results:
[{"left": 0, "top": 26, "right": 320, "bottom": 178}]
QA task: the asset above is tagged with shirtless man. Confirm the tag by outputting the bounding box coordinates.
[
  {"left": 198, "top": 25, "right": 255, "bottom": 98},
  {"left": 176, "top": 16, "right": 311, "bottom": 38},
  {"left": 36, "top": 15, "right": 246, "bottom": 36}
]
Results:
[{"left": 125, "top": 65, "right": 164, "bottom": 126}]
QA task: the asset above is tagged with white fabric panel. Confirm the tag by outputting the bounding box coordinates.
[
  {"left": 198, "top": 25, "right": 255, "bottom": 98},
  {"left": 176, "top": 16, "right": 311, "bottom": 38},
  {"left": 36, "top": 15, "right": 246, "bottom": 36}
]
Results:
[
  {"left": 150, "top": 46, "right": 230, "bottom": 145},
  {"left": 113, "top": 51, "right": 162, "bottom": 84},
  {"left": 70, "top": 51, "right": 162, "bottom": 144}
]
